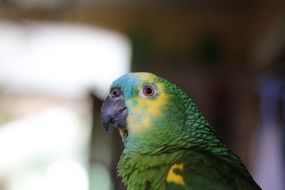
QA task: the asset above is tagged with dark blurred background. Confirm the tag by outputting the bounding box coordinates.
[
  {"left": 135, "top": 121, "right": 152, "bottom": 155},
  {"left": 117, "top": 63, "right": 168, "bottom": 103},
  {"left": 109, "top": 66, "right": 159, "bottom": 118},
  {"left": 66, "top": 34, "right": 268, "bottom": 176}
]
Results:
[{"left": 0, "top": 0, "right": 285, "bottom": 190}]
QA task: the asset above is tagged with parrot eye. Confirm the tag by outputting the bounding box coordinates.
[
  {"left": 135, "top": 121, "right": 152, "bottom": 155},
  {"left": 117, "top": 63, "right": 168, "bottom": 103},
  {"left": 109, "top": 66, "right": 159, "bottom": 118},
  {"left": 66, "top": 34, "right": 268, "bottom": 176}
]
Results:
[
  {"left": 144, "top": 86, "right": 154, "bottom": 96},
  {"left": 110, "top": 88, "right": 121, "bottom": 97},
  {"left": 139, "top": 84, "right": 157, "bottom": 98}
]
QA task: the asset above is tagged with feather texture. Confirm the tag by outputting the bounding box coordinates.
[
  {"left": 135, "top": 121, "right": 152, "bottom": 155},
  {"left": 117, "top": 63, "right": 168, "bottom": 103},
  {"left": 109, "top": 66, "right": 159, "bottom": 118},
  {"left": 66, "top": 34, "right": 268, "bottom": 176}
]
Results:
[{"left": 104, "top": 72, "right": 261, "bottom": 190}]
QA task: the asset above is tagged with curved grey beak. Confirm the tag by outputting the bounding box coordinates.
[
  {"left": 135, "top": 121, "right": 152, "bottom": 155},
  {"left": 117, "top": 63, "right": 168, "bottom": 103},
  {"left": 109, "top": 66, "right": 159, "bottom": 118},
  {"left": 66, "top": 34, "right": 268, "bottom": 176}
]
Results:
[{"left": 101, "top": 94, "right": 128, "bottom": 132}]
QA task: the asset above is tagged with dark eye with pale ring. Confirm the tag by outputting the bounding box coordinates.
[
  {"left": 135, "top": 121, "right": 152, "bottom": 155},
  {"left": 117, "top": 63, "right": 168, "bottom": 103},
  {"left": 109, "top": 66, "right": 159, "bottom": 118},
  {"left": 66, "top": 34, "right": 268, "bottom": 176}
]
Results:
[
  {"left": 143, "top": 86, "right": 155, "bottom": 97},
  {"left": 139, "top": 84, "right": 157, "bottom": 98},
  {"left": 110, "top": 88, "right": 121, "bottom": 97}
]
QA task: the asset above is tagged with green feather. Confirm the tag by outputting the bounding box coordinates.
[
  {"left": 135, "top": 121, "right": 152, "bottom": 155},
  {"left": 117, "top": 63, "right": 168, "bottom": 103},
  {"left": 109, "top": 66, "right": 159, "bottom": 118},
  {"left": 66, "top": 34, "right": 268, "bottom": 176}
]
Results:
[{"left": 108, "top": 72, "right": 261, "bottom": 190}]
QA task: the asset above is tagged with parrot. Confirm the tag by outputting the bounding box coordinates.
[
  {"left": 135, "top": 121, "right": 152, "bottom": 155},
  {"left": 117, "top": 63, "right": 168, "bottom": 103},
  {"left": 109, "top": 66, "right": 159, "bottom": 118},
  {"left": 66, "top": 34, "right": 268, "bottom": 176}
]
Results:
[{"left": 101, "top": 72, "right": 261, "bottom": 190}]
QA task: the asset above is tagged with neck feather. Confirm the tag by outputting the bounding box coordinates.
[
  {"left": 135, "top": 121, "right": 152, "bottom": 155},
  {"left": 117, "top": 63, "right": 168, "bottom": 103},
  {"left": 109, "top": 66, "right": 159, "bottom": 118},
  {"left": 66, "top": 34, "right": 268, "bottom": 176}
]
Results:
[{"left": 118, "top": 151, "right": 182, "bottom": 190}]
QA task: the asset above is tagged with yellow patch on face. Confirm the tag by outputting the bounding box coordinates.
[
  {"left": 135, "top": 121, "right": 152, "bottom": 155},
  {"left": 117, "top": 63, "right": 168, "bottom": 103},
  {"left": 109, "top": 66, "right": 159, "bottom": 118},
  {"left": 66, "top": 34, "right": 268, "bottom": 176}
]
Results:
[
  {"left": 137, "top": 72, "right": 159, "bottom": 82},
  {"left": 126, "top": 73, "right": 169, "bottom": 134},
  {"left": 166, "top": 163, "right": 185, "bottom": 186}
]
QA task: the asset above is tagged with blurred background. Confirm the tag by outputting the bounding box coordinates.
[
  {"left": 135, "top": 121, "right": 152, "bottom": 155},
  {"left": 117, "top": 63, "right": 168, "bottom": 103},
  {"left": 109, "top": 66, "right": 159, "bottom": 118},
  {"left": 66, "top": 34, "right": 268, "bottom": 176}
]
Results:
[{"left": 0, "top": 0, "right": 285, "bottom": 189}]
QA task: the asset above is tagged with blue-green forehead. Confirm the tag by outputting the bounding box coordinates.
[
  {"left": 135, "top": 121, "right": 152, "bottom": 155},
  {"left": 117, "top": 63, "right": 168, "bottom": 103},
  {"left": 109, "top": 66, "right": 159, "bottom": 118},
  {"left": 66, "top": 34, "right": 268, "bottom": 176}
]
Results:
[{"left": 111, "top": 74, "right": 140, "bottom": 98}]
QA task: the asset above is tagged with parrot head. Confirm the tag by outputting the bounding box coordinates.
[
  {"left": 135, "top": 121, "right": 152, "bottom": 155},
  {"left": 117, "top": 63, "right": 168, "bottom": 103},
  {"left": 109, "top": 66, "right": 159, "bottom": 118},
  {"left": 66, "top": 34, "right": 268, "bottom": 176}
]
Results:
[
  {"left": 101, "top": 72, "right": 189, "bottom": 153},
  {"left": 101, "top": 73, "right": 261, "bottom": 190}
]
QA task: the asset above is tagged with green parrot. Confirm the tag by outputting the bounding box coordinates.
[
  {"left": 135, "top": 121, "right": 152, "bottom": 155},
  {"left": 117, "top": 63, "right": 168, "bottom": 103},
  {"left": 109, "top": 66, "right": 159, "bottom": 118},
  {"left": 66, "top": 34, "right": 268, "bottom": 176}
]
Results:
[{"left": 101, "top": 72, "right": 261, "bottom": 190}]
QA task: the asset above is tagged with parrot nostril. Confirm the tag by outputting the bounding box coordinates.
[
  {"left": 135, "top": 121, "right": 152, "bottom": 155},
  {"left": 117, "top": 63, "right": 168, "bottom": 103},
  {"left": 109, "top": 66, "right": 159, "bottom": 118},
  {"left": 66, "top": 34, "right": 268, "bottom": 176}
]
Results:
[{"left": 120, "top": 107, "right": 127, "bottom": 113}]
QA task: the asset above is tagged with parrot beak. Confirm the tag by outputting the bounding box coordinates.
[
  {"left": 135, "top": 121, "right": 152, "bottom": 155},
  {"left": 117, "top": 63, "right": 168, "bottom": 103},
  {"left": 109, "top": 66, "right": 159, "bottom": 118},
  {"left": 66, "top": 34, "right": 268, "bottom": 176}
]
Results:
[{"left": 101, "top": 94, "right": 128, "bottom": 133}]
